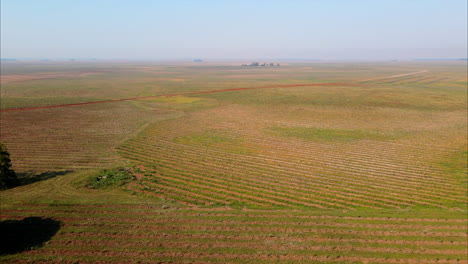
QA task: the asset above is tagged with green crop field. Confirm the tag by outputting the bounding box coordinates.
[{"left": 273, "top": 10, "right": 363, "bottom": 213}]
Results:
[{"left": 1, "top": 60, "right": 467, "bottom": 263}]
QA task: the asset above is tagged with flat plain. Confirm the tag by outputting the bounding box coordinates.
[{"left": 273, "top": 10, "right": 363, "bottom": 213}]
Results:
[{"left": 0, "top": 61, "right": 467, "bottom": 263}]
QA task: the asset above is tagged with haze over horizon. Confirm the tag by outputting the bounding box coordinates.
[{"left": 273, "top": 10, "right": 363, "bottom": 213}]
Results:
[{"left": 1, "top": 0, "right": 467, "bottom": 61}]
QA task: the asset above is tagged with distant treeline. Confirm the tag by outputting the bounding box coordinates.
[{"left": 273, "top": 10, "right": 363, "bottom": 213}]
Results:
[{"left": 414, "top": 58, "right": 467, "bottom": 61}]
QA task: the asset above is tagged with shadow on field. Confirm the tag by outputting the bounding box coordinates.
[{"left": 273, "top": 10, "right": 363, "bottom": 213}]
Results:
[
  {"left": 17, "top": 170, "right": 74, "bottom": 186},
  {"left": 0, "top": 217, "right": 62, "bottom": 255}
]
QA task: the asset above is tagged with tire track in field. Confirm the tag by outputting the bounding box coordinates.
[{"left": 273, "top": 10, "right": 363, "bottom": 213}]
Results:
[{"left": 358, "top": 70, "right": 429, "bottom": 82}]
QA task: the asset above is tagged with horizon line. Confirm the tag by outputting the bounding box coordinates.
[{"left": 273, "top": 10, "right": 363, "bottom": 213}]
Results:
[{"left": 2, "top": 58, "right": 467, "bottom": 62}]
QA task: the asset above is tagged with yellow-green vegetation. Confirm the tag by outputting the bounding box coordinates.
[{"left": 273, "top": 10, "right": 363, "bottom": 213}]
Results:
[
  {"left": 269, "top": 126, "right": 404, "bottom": 142},
  {"left": 0, "top": 61, "right": 466, "bottom": 263},
  {"left": 149, "top": 96, "right": 203, "bottom": 104},
  {"left": 440, "top": 149, "right": 468, "bottom": 188},
  {"left": 173, "top": 130, "right": 255, "bottom": 155}
]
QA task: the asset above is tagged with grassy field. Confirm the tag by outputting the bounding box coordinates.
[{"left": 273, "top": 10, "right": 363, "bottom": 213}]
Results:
[{"left": 1, "top": 60, "right": 467, "bottom": 263}]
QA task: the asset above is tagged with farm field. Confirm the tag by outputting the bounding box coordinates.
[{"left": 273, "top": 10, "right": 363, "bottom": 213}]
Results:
[{"left": 0, "top": 61, "right": 467, "bottom": 263}]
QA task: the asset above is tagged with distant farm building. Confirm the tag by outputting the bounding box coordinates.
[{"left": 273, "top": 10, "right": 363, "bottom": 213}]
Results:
[{"left": 242, "top": 62, "right": 279, "bottom": 67}]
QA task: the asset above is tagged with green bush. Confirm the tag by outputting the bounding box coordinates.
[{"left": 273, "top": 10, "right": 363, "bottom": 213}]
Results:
[
  {"left": 85, "top": 168, "right": 135, "bottom": 189},
  {"left": 0, "top": 143, "right": 19, "bottom": 190}
]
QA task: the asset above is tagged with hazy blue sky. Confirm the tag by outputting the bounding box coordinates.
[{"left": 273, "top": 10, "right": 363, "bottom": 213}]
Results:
[{"left": 1, "top": 0, "right": 467, "bottom": 60}]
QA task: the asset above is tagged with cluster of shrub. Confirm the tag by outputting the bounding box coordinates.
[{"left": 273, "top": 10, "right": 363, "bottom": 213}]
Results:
[{"left": 84, "top": 167, "right": 135, "bottom": 189}]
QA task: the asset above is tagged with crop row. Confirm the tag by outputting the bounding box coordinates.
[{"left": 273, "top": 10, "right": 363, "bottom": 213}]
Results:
[
  {"left": 14, "top": 249, "right": 468, "bottom": 264},
  {"left": 4, "top": 206, "right": 467, "bottom": 224},
  {"left": 123, "top": 150, "right": 417, "bottom": 209},
  {"left": 0, "top": 101, "right": 167, "bottom": 174},
  {"left": 154, "top": 137, "right": 457, "bottom": 190},
  {"left": 3, "top": 214, "right": 465, "bottom": 232},
  {"left": 117, "top": 138, "right": 464, "bottom": 209},
  {"left": 120, "top": 158, "right": 442, "bottom": 209},
  {"left": 138, "top": 125, "right": 453, "bottom": 179},
  {"left": 1, "top": 205, "right": 466, "bottom": 264},
  {"left": 121, "top": 147, "right": 404, "bottom": 208},
  {"left": 121, "top": 141, "right": 460, "bottom": 203},
  {"left": 124, "top": 136, "right": 448, "bottom": 191}
]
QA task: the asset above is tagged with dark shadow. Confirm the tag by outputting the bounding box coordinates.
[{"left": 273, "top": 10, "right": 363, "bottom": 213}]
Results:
[
  {"left": 0, "top": 217, "right": 62, "bottom": 255},
  {"left": 16, "top": 170, "right": 74, "bottom": 186}
]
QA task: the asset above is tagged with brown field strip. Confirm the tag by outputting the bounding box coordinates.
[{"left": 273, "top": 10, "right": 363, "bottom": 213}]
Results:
[
  {"left": 4, "top": 204, "right": 467, "bottom": 222},
  {"left": 3, "top": 214, "right": 466, "bottom": 231},
  {"left": 18, "top": 250, "right": 467, "bottom": 264}
]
